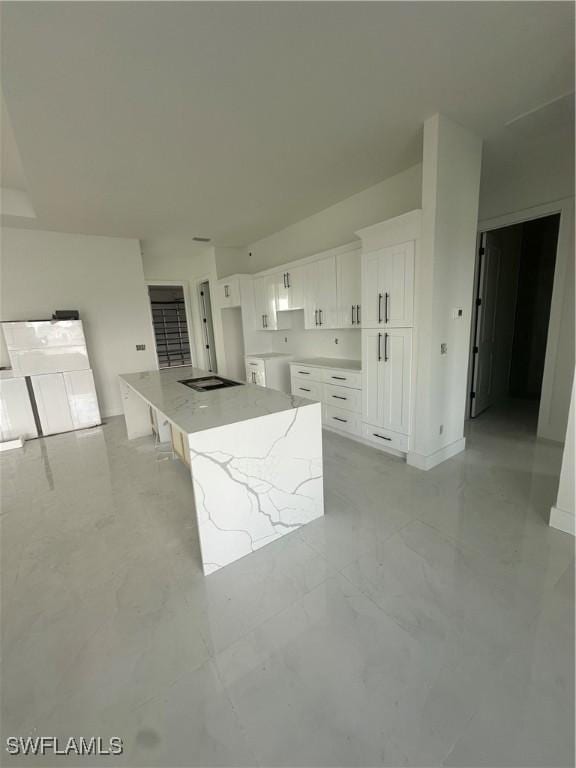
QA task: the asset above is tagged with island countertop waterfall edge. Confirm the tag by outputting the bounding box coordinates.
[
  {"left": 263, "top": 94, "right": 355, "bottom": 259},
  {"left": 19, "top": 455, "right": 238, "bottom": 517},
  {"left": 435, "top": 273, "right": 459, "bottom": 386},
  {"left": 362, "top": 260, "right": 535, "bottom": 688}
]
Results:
[{"left": 118, "top": 366, "right": 324, "bottom": 574}]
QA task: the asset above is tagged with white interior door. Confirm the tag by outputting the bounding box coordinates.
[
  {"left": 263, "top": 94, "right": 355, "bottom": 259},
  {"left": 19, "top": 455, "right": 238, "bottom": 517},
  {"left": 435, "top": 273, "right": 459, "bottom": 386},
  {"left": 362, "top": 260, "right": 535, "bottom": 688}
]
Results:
[{"left": 471, "top": 233, "right": 501, "bottom": 417}]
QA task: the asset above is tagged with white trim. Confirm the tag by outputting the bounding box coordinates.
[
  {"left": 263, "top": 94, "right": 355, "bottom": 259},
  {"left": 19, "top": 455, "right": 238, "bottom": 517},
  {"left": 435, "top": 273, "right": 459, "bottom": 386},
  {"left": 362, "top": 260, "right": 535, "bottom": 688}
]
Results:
[
  {"left": 475, "top": 196, "right": 574, "bottom": 441},
  {"left": 252, "top": 240, "right": 360, "bottom": 278},
  {"left": 407, "top": 437, "right": 466, "bottom": 471},
  {"left": 145, "top": 280, "right": 197, "bottom": 369},
  {"left": 549, "top": 505, "right": 575, "bottom": 537},
  {"left": 478, "top": 197, "right": 572, "bottom": 232}
]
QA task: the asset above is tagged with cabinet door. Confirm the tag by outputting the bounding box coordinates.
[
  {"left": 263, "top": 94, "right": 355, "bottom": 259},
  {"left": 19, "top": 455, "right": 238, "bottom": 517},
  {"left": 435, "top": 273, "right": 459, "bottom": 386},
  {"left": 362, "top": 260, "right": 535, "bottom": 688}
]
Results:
[
  {"left": 362, "top": 328, "right": 412, "bottom": 434},
  {"left": 0, "top": 377, "right": 38, "bottom": 441},
  {"left": 277, "top": 265, "right": 305, "bottom": 311},
  {"left": 253, "top": 275, "right": 278, "bottom": 330},
  {"left": 31, "top": 373, "right": 74, "bottom": 435},
  {"left": 217, "top": 278, "right": 240, "bottom": 308},
  {"left": 304, "top": 257, "right": 337, "bottom": 329},
  {"left": 63, "top": 369, "right": 101, "bottom": 429},
  {"left": 362, "top": 242, "right": 414, "bottom": 328},
  {"left": 316, "top": 256, "right": 338, "bottom": 328},
  {"left": 361, "top": 250, "right": 384, "bottom": 328},
  {"left": 337, "top": 250, "right": 362, "bottom": 328},
  {"left": 382, "top": 242, "right": 414, "bottom": 327}
]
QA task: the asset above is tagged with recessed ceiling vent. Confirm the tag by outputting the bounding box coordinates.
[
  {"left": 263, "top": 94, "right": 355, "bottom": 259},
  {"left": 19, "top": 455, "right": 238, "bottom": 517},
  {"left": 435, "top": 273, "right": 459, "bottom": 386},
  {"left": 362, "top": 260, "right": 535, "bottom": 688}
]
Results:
[{"left": 193, "top": 236, "right": 211, "bottom": 242}]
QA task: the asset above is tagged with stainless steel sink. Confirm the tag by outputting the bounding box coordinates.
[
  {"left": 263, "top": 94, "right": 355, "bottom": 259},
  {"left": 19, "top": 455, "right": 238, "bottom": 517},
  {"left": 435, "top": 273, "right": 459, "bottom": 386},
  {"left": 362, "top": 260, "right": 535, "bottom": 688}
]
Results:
[{"left": 178, "top": 375, "right": 243, "bottom": 392}]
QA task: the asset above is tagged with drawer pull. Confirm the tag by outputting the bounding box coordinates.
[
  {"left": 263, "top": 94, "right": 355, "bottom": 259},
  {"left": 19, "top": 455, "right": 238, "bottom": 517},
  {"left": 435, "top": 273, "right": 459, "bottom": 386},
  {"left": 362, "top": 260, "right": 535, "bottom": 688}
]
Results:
[
  {"left": 297, "top": 371, "right": 311, "bottom": 375},
  {"left": 299, "top": 387, "right": 311, "bottom": 392},
  {"left": 332, "top": 395, "right": 347, "bottom": 400},
  {"left": 331, "top": 375, "right": 346, "bottom": 380},
  {"left": 333, "top": 417, "right": 348, "bottom": 423},
  {"left": 373, "top": 433, "right": 392, "bottom": 441},
  {"left": 249, "top": 362, "right": 258, "bottom": 366}
]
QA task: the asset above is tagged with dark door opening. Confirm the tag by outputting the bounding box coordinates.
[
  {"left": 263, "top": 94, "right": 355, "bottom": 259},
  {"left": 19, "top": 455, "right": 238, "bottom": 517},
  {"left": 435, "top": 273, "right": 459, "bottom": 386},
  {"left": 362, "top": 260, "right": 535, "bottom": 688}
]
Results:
[
  {"left": 469, "top": 213, "right": 560, "bottom": 425},
  {"left": 148, "top": 284, "right": 192, "bottom": 369}
]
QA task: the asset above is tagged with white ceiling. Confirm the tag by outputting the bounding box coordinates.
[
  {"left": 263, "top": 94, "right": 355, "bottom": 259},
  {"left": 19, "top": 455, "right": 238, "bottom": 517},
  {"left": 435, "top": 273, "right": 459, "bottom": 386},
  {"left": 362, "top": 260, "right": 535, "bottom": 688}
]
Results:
[{"left": 1, "top": 2, "right": 574, "bottom": 244}]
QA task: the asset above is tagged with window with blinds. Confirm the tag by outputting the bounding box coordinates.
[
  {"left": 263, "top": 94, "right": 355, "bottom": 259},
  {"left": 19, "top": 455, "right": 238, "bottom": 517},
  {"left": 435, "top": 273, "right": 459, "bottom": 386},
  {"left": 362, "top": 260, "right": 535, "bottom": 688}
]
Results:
[{"left": 148, "top": 285, "right": 192, "bottom": 369}]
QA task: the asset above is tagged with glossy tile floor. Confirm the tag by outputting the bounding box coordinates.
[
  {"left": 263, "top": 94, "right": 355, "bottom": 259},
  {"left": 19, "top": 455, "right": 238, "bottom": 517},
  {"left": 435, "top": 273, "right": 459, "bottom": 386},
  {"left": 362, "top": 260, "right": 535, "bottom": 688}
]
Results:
[{"left": 1, "top": 402, "right": 574, "bottom": 766}]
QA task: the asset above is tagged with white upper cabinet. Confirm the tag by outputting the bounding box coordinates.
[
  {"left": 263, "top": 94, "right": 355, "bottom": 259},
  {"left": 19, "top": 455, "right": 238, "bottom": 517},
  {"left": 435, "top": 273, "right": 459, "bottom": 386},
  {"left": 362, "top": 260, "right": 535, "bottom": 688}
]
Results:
[
  {"left": 362, "top": 328, "right": 412, "bottom": 435},
  {"left": 336, "top": 248, "right": 362, "bottom": 328},
  {"left": 254, "top": 274, "right": 278, "bottom": 330},
  {"left": 215, "top": 277, "right": 241, "bottom": 308},
  {"left": 362, "top": 241, "right": 414, "bottom": 328},
  {"left": 304, "top": 256, "right": 338, "bottom": 329},
  {"left": 277, "top": 265, "right": 305, "bottom": 311}
]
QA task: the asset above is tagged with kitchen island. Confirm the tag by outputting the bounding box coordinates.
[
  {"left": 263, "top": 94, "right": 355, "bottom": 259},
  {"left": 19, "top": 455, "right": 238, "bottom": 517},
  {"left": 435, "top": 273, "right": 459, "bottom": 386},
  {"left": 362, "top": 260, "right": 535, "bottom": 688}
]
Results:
[{"left": 119, "top": 366, "right": 324, "bottom": 574}]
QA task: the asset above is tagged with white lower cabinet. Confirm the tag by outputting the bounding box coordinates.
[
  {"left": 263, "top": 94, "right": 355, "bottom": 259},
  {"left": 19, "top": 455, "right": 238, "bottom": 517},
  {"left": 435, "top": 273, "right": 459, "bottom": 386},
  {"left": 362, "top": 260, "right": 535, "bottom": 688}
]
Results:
[
  {"left": 290, "top": 363, "right": 362, "bottom": 438},
  {"left": 361, "top": 423, "right": 409, "bottom": 452},
  {"left": 63, "top": 369, "right": 101, "bottom": 429},
  {"left": 31, "top": 369, "right": 101, "bottom": 436},
  {"left": 246, "top": 359, "right": 266, "bottom": 386},
  {"left": 31, "top": 373, "right": 74, "bottom": 435},
  {"left": 362, "top": 328, "right": 412, "bottom": 437},
  {"left": 324, "top": 405, "right": 360, "bottom": 435},
  {"left": 0, "top": 376, "right": 38, "bottom": 441},
  {"left": 292, "top": 377, "right": 324, "bottom": 401}
]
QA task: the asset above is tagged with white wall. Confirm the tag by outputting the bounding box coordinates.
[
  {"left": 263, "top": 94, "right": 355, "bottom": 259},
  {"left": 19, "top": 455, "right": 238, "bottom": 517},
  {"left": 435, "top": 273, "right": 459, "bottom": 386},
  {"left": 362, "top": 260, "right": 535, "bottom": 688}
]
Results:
[
  {"left": 0, "top": 227, "right": 156, "bottom": 417},
  {"left": 479, "top": 123, "right": 574, "bottom": 222},
  {"left": 409, "top": 114, "right": 483, "bottom": 468},
  {"left": 477, "top": 122, "right": 575, "bottom": 443},
  {"left": 550, "top": 376, "right": 575, "bottom": 536},
  {"left": 139, "top": 237, "right": 220, "bottom": 372},
  {"left": 245, "top": 163, "right": 422, "bottom": 272}
]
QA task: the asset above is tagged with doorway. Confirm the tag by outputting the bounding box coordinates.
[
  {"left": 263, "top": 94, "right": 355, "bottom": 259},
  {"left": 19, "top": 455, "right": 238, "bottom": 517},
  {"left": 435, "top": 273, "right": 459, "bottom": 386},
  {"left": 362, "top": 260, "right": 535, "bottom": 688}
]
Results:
[
  {"left": 198, "top": 280, "right": 217, "bottom": 373},
  {"left": 469, "top": 213, "right": 560, "bottom": 427},
  {"left": 148, "top": 284, "right": 192, "bottom": 369}
]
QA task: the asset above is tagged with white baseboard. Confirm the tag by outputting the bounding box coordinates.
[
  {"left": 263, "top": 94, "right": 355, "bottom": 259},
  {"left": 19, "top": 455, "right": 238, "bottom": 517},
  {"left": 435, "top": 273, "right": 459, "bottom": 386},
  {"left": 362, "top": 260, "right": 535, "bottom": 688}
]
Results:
[
  {"left": 407, "top": 437, "right": 466, "bottom": 471},
  {"left": 549, "top": 505, "right": 575, "bottom": 536}
]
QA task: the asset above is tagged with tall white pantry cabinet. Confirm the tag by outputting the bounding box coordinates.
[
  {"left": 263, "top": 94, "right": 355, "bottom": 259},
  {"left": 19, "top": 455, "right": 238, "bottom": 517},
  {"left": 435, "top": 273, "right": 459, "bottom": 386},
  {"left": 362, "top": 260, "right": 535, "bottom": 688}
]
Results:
[{"left": 356, "top": 210, "right": 420, "bottom": 454}]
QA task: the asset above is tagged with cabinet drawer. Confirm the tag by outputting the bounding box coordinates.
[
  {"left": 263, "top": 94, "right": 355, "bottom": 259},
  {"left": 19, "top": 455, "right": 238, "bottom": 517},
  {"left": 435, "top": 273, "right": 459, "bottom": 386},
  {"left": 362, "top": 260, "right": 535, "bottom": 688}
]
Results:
[
  {"left": 325, "top": 405, "right": 361, "bottom": 435},
  {"left": 290, "top": 364, "right": 320, "bottom": 380},
  {"left": 324, "top": 383, "right": 361, "bottom": 413},
  {"left": 292, "top": 377, "right": 323, "bottom": 401},
  {"left": 361, "top": 423, "right": 409, "bottom": 452},
  {"left": 322, "top": 369, "right": 362, "bottom": 389}
]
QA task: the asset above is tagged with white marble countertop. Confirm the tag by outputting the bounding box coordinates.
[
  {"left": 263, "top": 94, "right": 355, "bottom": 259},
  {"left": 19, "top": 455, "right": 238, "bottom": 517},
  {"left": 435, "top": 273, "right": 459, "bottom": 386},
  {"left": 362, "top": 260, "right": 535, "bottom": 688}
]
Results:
[
  {"left": 245, "top": 352, "right": 292, "bottom": 359},
  {"left": 290, "top": 357, "right": 362, "bottom": 371},
  {"left": 119, "top": 366, "right": 313, "bottom": 435}
]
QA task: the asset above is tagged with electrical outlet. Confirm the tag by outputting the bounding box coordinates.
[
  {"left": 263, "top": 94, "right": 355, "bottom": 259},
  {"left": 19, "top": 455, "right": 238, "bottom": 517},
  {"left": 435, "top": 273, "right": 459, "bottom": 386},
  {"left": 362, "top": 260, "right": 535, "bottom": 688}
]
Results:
[
  {"left": 452, "top": 308, "right": 464, "bottom": 319},
  {"left": 440, "top": 343, "right": 448, "bottom": 354},
  {"left": 136, "top": 344, "right": 146, "bottom": 351}
]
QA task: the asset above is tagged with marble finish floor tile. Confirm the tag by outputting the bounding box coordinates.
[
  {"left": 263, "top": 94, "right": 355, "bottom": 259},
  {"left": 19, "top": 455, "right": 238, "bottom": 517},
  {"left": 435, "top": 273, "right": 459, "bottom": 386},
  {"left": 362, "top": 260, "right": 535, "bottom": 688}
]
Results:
[{"left": 1, "top": 405, "right": 573, "bottom": 766}]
